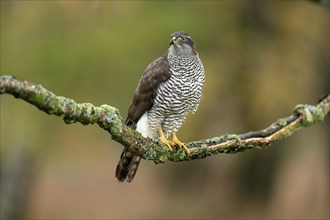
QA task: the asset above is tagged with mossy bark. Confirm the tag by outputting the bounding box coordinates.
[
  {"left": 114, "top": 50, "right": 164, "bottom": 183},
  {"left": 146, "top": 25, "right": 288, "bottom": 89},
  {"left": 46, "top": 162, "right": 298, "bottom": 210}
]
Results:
[{"left": 1, "top": 75, "right": 329, "bottom": 164}]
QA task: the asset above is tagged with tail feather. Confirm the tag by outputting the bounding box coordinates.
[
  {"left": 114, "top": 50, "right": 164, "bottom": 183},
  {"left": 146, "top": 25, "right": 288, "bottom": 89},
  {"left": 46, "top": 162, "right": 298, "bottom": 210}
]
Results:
[{"left": 115, "top": 147, "right": 141, "bottom": 182}]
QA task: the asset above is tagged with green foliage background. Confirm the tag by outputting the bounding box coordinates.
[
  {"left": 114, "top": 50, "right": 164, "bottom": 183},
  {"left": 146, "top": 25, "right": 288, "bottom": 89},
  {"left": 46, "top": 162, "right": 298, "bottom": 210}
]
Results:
[{"left": 1, "top": 1, "right": 329, "bottom": 219}]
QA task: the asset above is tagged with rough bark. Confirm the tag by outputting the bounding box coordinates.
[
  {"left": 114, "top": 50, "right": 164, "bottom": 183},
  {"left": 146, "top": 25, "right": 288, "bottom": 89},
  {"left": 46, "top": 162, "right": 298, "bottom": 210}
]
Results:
[{"left": 1, "top": 75, "right": 329, "bottom": 164}]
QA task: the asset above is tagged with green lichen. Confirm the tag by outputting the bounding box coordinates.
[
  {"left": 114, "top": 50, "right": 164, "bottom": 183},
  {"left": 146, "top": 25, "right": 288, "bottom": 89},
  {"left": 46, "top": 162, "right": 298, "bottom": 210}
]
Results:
[
  {"left": 222, "top": 134, "right": 242, "bottom": 147},
  {"left": 125, "top": 126, "right": 139, "bottom": 139},
  {"left": 276, "top": 118, "right": 288, "bottom": 127},
  {"left": 99, "top": 104, "right": 123, "bottom": 135},
  {"left": 47, "top": 97, "right": 61, "bottom": 115},
  {"left": 79, "top": 103, "right": 96, "bottom": 125},
  {"left": 32, "top": 91, "right": 46, "bottom": 105},
  {"left": 200, "top": 143, "right": 208, "bottom": 148},
  {"left": 158, "top": 153, "right": 169, "bottom": 164},
  {"left": 174, "top": 149, "right": 187, "bottom": 161},
  {"left": 294, "top": 104, "right": 325, "bottom": 127},
  {"left": 206, "top": 137, "right": 221, "bottom": 145},
  {"left": 62, "top": 98, "right": 78, "bottom": 123},
  {"left": 143, "top": 148, "right": 157, "bottom": 160},
  {"left": 312, "top": 106, "right": 325, "bottom": 123},
  {"left": 1, "top": 76, "right": 328, "bottom": 164}
]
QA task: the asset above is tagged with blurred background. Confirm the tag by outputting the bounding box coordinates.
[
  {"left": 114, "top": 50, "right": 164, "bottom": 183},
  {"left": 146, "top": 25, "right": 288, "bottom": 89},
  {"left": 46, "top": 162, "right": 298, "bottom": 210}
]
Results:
[{"left": 1, "top": 1, "right": 329, "bottom": 219}]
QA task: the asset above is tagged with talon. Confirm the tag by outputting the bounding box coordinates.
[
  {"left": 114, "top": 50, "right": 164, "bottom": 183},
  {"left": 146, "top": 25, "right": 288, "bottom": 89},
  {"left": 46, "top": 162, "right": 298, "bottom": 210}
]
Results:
[
  {"left": 158, "top": 128, "right": 174, "bottom": 151},
  {"left": 158, "top": 129, "right": 190, "bottom": 154},
  {"left": 171, "top": 133, "right": 190, "bottom": 154}
]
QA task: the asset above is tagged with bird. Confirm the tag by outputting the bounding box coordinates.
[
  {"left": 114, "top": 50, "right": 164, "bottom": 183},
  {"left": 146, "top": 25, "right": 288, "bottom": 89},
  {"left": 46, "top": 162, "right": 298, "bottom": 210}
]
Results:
[{"left": 116, "top": 31, "right": 205, "bottom": 182}]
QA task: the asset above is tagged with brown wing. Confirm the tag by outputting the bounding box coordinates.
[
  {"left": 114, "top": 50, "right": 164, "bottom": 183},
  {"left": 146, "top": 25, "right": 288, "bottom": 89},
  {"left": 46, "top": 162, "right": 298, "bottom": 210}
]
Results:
[{"left": 125, "top": 55, "right": 171, "bottom": 128}]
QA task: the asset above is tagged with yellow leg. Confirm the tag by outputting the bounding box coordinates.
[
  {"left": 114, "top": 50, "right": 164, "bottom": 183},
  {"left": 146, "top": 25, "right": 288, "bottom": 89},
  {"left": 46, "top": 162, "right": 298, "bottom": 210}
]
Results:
[
  {"left": 158, "top": 128, "right": 174, "bottom": 151},
  {"left": 171, "top": 133, "right": 190, "bottom": 154}
]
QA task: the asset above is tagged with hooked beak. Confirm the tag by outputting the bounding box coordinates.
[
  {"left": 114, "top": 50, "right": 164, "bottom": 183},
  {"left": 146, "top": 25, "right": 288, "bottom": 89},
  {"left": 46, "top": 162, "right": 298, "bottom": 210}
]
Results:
[{"left": 170, "top": 36, "right": 177, "bottom": 46}]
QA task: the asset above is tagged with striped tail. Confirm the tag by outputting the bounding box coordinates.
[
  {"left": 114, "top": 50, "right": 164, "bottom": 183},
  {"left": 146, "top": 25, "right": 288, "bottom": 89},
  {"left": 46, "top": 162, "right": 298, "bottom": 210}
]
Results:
[{"left": 115, "top": 147, "right": 141, "bottom": 182}]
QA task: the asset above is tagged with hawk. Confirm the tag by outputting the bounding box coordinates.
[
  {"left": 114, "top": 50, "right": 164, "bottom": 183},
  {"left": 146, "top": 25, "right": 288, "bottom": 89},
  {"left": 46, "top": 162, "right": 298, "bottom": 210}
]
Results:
[{"left": 116, "top": 32, "right": 205, "bottom": 182}]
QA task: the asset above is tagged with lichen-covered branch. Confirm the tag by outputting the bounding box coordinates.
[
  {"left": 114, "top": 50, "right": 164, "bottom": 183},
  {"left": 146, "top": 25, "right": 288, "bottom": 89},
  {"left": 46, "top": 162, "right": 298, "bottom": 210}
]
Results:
[{"left": 1, "top": 75, "right": 329, "bottom": 164}]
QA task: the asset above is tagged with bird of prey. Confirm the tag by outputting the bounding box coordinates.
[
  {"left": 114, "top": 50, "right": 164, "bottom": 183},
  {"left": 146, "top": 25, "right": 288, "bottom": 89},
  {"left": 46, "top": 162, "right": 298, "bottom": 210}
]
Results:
[{"left": 116, "top": 31, "right": 205, "bottom": 182}]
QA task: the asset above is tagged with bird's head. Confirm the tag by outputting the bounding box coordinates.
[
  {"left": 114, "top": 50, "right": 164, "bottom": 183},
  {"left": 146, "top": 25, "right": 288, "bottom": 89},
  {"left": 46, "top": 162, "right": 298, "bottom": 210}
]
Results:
[{"left": 169, "top": 31, "right": 196, "bottom": 56}]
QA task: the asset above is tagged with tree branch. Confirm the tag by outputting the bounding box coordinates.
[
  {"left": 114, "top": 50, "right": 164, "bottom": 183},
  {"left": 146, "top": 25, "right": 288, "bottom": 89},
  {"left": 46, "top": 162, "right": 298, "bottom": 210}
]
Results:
[{"left": 1, "top": 75, "right": 329, "bottom": 164}]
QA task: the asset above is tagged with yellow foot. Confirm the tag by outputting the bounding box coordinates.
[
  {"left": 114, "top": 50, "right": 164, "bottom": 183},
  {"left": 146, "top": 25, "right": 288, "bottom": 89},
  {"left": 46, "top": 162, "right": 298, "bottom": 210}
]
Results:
[
  {"left": 158, "top": 129, "right": 190, "bottom": 154},
  {"left": 171, "top": 133, "right": 190, "bottom": 154},
  {"left": 158, "top": 128, "right": 174, "bottom": 151}
]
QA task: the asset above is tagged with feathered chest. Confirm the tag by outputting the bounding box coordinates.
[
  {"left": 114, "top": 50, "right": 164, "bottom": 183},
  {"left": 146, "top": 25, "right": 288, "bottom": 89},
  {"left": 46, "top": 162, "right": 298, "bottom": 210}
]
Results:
[
  {"left": 154, "top": 55, "right": 205, "bottom": 113},
  {"left": 171, "top": 56, "right": 204, "bottom": 93}
]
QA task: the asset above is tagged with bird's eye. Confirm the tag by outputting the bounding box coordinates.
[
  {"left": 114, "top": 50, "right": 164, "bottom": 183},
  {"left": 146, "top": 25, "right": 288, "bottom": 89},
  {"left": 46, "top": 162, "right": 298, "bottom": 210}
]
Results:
[{"left": 181, "top": 37, "right": 187, "bottom": 42}]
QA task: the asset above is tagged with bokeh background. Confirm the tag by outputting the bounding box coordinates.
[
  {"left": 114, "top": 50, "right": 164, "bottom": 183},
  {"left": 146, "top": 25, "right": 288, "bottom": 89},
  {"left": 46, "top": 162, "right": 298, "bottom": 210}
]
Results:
[{"left": 1, "top": 1, "right": 329, "bottom": 219}]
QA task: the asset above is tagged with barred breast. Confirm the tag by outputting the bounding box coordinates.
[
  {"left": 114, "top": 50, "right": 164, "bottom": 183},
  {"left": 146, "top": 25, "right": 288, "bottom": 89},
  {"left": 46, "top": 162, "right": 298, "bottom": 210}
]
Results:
[{"left": 148, "top": 54, "right": 205, "bottom": 137}]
